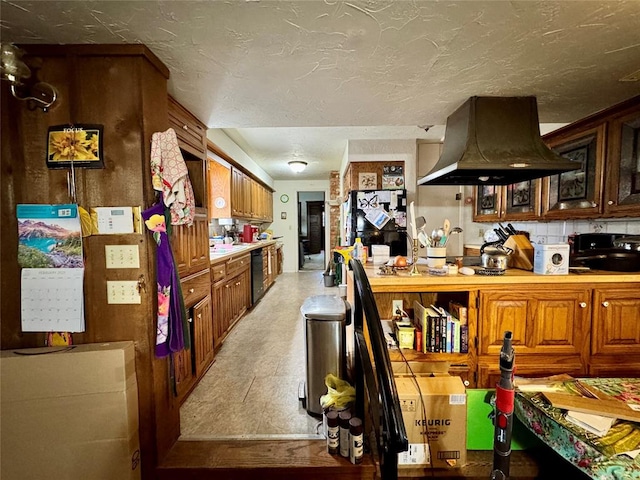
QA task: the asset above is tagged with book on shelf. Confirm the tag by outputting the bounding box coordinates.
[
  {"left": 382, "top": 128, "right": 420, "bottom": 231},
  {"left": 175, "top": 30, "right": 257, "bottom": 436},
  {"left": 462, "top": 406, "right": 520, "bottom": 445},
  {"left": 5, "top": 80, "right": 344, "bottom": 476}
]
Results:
[
  {"left": 449, "top": 301, "right": 468, "bottom": 353},
  {"left": 413, "top": 301, "right": 442, "bottom": 353}
]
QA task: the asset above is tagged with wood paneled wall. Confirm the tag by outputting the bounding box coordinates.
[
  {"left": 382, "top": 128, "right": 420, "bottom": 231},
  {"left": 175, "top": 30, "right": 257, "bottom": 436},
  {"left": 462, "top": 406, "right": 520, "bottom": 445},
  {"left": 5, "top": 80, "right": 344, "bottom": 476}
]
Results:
[{"left": 0, "top": 45, "right": 179, "bottom": 479}]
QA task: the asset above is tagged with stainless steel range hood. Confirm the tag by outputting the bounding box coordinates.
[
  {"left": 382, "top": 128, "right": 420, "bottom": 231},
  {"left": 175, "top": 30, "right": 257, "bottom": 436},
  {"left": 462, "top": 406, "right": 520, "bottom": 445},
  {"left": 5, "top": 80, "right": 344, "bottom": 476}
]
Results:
[{"left": 418, "top": 96, "right": 580, "bottom": 186}]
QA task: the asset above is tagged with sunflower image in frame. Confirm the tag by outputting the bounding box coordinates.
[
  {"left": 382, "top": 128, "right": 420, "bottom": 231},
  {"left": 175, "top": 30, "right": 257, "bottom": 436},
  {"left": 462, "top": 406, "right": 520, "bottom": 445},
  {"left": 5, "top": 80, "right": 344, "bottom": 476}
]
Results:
[{"left": 46, "top": 124, "right": 104, "bottom": 168}]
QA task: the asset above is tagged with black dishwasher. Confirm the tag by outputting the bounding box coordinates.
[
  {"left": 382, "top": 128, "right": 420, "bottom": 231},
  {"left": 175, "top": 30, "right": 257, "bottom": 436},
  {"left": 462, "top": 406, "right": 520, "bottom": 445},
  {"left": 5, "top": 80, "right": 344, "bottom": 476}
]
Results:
[{"left": 251, "top": 248, "right": 264, "bottom": 305}]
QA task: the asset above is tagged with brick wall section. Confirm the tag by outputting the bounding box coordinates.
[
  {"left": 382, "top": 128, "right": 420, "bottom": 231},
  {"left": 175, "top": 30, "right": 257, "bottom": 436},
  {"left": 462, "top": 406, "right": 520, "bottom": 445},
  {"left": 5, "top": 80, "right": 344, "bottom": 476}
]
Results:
[{"left": 329, "top": 171, "right": 341, "bottom": 251}]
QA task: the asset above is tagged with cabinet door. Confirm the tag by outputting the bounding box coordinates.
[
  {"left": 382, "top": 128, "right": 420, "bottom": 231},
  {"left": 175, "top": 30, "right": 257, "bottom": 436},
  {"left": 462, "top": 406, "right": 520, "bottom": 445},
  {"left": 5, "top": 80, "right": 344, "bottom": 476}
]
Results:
[
  {"left": 193, "top": 294, "right": 214, "bottom": 377},
  {"left": 591, "top": 286, "right": 640, "bottom": 356},
  {"left": 170, "top": 222, "right": 190, "bottom": 277},
  {"left": 189, "top": 211, "right": 210, "bottom": 273},
  {"left": 479, "top": 287, "right": 591, "bottom": 357},
  {"left": 231, "top": 168, "right": 244, "bottom": 217},
  {"left": 242, "top": 173, "right": 252, "bottom": 218},
  {"left": 502, "top": 179, "right": 541, "bottom": 220},
  {"left": 473, "top": 185, "right": 501, "bottom": 221},
  {"left": 212, "top": 281, "right": 226, "bottom": 349},
  {"left": 542, "top": 124, "right": 606, "bottom": 219},
  {"left": 173, "top": 324, "right": 195, "bottom": 402},
  {"left": 171, "top": 209, "right": 209, "bottom": 277},
  {"left": 604, "top": 106, "right": 640, "bottom": 216}
]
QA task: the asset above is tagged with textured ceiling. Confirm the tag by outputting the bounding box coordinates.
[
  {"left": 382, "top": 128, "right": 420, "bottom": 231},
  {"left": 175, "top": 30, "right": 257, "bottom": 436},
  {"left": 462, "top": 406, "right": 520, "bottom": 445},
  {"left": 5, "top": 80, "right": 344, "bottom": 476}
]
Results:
[{"left": 2, "top": 1, "right": 639, "bottom": 180}]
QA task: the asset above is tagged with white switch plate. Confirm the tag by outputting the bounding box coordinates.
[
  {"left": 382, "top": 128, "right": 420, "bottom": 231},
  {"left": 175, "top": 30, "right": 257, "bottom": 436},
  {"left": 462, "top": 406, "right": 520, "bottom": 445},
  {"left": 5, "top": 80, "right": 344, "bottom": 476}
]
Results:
[
  {"left": 107, "top": 281, "right": 141, "bottom": 304},
  {"left": 105, "top": 245, "right": 140, "bottom": 269}
]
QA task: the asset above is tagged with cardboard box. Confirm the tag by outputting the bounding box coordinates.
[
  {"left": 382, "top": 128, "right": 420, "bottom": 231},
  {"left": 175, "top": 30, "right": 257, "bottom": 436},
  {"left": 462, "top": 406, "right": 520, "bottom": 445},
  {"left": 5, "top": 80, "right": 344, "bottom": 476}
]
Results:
[
  {"left": 1, "top": 342, "right": 141, "bottom": 480},
  {"left": 533, "top": 243, "right": 570, "bottom": 275},
  {"left": 396, "top": 375, "right": 467, "bottom": 469}
]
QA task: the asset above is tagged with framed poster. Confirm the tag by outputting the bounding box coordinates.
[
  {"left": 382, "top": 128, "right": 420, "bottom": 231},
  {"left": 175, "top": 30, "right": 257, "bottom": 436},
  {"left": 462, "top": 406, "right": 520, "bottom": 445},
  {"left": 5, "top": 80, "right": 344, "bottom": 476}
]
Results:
[
  {"left": 46, "top": 124, "right": 104, "bottom": 169},
  {"left": 382, "top": 165, "right": 404, "bottom": 189},
  {"left": 358, "top": 172, "right": 377, "bottom": 190}
]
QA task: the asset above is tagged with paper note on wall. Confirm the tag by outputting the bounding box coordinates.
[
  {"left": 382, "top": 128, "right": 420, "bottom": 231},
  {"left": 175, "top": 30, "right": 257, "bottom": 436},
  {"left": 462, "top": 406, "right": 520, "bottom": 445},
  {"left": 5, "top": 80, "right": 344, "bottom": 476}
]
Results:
[{"left": 21, "top": 268, "right": 85, "bottom": 332}]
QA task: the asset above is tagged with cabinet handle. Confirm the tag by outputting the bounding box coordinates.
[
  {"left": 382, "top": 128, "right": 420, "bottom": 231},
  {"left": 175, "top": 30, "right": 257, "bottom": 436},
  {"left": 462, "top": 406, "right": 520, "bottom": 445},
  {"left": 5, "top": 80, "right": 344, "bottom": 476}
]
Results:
[
  {"left": 579, "top": 302, "right": 587, "bottom": 308},
  {"left": 182, "top": 124, "right": 188, "bottom": 130},
  {"left": 591, "top": 202, "right": 598, "bottom": 208},
  {"left": 602, "top": 301, "right": 610, "bottom": 308},
  {"left": 608, "top": 200, "right": 615, "bottom": 205},
  {"left": 225, "top": 285, "right": 230, "bottom": 289},
  {"left": 218, "top": 270, "right": 224, "bottom": 274},
  {"left": 189, "top": 288, "right": 195, "bottom": 293},
  {"left": 197, "top": 313, "right": 202, "bottom": 319},
  {"left": 235, "top": 281, "right": 240, "bottom": 286}
]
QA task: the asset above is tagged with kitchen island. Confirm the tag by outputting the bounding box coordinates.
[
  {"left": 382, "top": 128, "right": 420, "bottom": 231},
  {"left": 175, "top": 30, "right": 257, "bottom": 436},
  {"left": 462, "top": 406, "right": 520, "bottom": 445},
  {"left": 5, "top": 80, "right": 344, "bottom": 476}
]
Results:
[{"left": 349, "top": 263, "right": 640, "bottom": 388}]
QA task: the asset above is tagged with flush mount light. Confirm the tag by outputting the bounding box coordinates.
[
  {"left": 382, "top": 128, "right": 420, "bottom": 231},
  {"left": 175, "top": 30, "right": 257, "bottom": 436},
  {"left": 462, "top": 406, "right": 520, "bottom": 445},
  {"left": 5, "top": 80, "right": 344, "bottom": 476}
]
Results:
[{"left": 288, "top": 160, "right": 307, "bottom": 173}]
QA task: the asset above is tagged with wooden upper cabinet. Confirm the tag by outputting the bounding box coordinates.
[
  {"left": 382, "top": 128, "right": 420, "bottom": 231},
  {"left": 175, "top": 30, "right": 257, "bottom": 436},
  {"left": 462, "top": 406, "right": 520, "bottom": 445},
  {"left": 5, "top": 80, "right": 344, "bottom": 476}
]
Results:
[
  {"left": 208, "top": 159, "right": 231, "bottom": 218},
  {"left": 604, "top": 99, "right": 640, "bottom": 216},
  {"left": 473, "top": 180, "right": 541, "bottom": 222},
  {"left": 542, "top": 124, "right": 606, "bottom": 219},
  {"left": 168, "top": 95, "right": 207, "bottom": 159},
  {"left": 541, "top": 94, "right": 640, "bottom": 220},
  {"left": 230, "top": 167, "right": 244, "bottom": 217},
  {"left": 170, "top": 209, "right": 210, "bottom": 277}
]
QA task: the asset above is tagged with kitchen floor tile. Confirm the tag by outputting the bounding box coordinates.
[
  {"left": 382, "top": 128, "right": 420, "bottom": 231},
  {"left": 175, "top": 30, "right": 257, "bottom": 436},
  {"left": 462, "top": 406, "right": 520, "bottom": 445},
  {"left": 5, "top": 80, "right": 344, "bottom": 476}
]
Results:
[{"left": 180, "top": 270, "right": 338, "bottom": 439}]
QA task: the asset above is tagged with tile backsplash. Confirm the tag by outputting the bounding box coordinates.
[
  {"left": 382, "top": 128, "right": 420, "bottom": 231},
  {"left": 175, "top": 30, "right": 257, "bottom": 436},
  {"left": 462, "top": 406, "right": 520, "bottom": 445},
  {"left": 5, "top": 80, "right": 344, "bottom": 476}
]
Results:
[{"left": 465, "top": 217, "right": 640, "bottom": 246}]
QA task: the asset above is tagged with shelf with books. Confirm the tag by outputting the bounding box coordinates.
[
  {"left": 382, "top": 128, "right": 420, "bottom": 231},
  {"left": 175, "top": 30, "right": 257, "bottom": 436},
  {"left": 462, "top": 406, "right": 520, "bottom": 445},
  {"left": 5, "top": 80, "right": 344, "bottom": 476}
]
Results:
[{"left": 375, "top": 290, "right": 477, "bottom": 387}]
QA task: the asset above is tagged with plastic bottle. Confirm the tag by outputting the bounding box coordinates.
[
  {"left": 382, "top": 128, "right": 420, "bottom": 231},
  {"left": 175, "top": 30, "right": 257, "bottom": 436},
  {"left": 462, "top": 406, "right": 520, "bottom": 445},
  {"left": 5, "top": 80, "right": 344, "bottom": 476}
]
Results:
[
  {"left": 349, "top": 417, "right": 364, "bottom": 464},
  {"left": 326, "top": 410, "right": 339, "bottom": 454},
  {"left": 354, "top": 237, "right": 363, "bottom": 261},
  {"left": 338, "top": 409, "right": 352, "bottom": 457}
]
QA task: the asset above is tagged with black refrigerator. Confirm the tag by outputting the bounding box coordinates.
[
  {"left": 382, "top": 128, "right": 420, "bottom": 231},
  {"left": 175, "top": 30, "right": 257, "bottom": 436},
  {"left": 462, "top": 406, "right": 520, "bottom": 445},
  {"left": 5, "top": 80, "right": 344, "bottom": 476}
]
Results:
[{"left": 345, "top": 189, "right": 407, "bottom": 256}]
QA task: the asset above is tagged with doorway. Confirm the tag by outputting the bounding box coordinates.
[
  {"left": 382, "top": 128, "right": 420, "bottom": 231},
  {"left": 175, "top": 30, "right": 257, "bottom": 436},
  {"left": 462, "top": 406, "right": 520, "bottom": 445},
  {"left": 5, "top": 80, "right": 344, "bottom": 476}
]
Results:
[{"left": 297, "top": 192, "right": 325, "bottom": 270}]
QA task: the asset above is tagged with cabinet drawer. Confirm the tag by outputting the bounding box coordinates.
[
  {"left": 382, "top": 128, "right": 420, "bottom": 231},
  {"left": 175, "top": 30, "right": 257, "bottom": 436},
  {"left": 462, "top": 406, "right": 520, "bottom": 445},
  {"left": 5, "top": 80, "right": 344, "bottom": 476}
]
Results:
[
  {"left": 211, "top": 261, "right": 226, "bottom": 284},
  {"left": 168, "top": 96, "right": 206, "bottom": 157},
  {"left": 181, "top": 269, "right": 211, "bottom": 308},
  {"left": 227, "top": 254, "right": 250, "bottom": 277}
]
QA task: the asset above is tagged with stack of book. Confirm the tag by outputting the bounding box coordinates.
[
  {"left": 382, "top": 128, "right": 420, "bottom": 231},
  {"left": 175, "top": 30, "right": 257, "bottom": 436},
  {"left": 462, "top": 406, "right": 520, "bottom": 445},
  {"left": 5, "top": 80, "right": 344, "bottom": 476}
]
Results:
[{"left": 413, "top": 300, "right": 469, "bottom": 354}]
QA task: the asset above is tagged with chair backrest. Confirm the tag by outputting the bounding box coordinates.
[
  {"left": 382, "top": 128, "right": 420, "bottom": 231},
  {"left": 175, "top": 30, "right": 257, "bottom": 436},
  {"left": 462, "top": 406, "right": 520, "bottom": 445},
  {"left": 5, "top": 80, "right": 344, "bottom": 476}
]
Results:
[{"left": 349, "top": 259, "right": 408, "bottom": 478}]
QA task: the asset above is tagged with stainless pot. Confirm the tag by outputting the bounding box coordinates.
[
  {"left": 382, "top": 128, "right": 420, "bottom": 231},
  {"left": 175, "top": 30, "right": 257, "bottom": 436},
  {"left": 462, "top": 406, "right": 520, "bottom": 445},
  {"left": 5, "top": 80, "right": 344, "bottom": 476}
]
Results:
[
  {"left": 613, "top": 236, "right": 640, "bottom": 251},
  {"left": 480, "top": 243, "right": 512, "bottom": 270}
]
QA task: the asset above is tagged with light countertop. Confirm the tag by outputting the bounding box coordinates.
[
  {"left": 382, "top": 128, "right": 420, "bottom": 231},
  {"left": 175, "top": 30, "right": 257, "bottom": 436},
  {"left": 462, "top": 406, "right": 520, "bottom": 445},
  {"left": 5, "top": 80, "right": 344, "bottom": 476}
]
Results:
[
  {"left": 362, "top": 263, "right": 640, "bottom": 289},
  {"left": 209, "top": 240, "right": 278, "bottom": 262}
]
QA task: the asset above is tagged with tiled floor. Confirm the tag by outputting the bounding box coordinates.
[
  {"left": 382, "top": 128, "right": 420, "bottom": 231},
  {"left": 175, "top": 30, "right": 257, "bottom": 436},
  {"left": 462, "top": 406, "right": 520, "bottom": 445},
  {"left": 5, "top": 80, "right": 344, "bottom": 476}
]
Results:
[{"left": 179, "top": 267, "right": 338, "bottom": 440}]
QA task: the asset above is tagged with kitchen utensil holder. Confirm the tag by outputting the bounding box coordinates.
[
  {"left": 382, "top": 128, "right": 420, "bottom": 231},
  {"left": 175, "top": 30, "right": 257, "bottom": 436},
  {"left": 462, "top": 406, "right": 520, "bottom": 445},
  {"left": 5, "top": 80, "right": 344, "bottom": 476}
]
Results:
[{"left": 409, "top": 239, "right": 420, "bottom": 276}]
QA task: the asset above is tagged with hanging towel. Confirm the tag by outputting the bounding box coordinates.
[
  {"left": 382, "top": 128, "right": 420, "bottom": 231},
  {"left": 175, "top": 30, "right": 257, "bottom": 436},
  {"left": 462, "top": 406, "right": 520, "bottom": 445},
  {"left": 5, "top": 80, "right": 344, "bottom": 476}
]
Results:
[
  {"left": 150, "top": 128, "right": 195, "bottom": 226},
  {"left": 142, "top": 201, "right": 189, "bottom": 357}
]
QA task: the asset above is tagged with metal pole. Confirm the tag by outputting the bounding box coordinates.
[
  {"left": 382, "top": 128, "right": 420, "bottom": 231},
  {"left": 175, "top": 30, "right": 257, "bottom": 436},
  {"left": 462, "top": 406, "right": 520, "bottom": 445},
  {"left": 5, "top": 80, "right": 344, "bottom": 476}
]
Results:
[{"left": 490, "top": 331, "right": 515, "bottom": 480}]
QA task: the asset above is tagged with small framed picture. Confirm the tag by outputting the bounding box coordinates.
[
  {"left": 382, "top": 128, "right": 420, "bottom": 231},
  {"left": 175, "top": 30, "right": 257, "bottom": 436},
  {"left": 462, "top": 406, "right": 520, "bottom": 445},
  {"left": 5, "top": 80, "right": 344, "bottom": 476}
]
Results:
[
  {"left": 281, "top": 212, "right": 287, "bottom": 220},
  {"left": 359, "top": 172, "right": 377, "bottom": 190},
  {"left": 46, "top": 124, "right": 104, "bottom": 169}
]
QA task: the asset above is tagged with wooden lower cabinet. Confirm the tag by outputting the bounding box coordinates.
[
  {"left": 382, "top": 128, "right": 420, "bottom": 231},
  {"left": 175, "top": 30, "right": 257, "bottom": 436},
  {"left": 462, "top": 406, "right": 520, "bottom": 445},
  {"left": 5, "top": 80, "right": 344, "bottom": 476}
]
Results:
[
  {"left": 173, "top": 344, "right": 195, "bottom": 400},
  {"left": 211, "top": 255, "right": 251, "bottom": 349},
  {"left": 477, "top": 286, "right": 591, "bottom": 386},
  {"left": 589, "top": 285, "right": 640, "bottom": 375},
  {"left": 369, "top": 279, "right": 638, "bottom": 389},
  {"left": 193, "top": 295, "right": 214, "bottom": 377}
]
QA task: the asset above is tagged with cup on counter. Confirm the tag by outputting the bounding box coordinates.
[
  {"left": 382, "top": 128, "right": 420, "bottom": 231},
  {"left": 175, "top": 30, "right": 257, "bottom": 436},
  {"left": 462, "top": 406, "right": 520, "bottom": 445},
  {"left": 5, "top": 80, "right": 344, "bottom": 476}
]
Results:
[{"left": 426, "top": 247, "right": 447, "bottom": 268}]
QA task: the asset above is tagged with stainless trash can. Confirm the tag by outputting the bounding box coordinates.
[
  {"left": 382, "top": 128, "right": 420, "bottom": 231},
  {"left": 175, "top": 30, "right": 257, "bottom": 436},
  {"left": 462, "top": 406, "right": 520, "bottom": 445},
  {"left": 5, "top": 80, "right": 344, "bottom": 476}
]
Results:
[{"left": 300, "top": 295, "right": 351, "bottom": 416}]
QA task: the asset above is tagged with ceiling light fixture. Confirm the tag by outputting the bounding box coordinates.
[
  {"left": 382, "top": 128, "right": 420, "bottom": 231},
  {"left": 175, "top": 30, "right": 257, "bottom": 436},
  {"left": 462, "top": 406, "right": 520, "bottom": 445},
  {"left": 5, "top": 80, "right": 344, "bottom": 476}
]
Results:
[
  {"left": 288, "top": 160, "right": 307, "bottom": 173},
  {"left": 0, "top": 43, "right": 57, "bottom": 112}
]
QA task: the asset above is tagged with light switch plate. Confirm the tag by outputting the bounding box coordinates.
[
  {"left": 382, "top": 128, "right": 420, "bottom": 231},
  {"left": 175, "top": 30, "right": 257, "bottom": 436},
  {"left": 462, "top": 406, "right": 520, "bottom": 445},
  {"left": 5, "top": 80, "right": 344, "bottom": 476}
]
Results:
[
  {"left": 105, "top": 245, "right": 140, "bottom": 269},
  {"left": 107, "top": 281, "right": 141, "bottom": 304}
]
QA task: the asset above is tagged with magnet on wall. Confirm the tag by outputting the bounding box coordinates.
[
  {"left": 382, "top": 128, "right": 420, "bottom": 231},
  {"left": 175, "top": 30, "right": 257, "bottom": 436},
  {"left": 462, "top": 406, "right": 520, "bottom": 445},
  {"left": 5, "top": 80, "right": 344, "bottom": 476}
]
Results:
[{"left": 281, "top": 212, "right": 287, "bottom": 219}]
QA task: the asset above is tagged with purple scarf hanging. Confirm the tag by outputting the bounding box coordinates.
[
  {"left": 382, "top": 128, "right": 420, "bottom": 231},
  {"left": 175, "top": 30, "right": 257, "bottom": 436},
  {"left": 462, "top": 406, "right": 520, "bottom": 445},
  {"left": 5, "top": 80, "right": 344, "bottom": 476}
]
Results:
[{"left": 142, "top": 201, "right": 185, "bottom": 357}]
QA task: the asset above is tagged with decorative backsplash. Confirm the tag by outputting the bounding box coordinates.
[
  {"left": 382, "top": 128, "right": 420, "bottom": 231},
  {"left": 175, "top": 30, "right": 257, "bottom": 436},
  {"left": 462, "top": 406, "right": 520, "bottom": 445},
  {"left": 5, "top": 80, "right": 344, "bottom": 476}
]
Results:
[{"left": 465, "top": 217, "right": 640, "bottom": 246}]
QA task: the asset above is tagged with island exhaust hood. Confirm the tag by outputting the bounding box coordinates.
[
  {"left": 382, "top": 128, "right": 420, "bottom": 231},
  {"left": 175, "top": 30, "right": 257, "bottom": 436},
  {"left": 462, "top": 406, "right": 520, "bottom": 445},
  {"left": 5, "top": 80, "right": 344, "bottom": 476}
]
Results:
[{"left": 418, "top": 96, "right": 580, "bottom": 186}]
